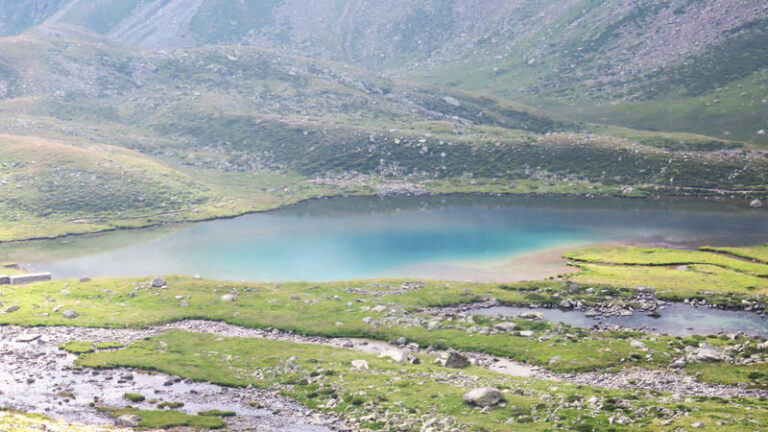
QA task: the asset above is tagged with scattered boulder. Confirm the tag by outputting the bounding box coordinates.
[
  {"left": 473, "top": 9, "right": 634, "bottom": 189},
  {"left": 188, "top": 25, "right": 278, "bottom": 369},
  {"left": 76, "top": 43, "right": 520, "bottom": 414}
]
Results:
[
  {"left": 150, "top": 278, "right": 166, "bottom": 288},
  {"left": 437, "top": 351, "right": 470, "bottom": 368},
  {"left": 442, "top": 96, "right": 460, "bottom": 107},
  {"left": 62, "top": 309, "right": 79, "bottom": 319},
  {"left": 519, "top": 330, "right": 534, "bottom": 337},
  {"left": 351, "top": 359, "right": 369, "bottom": 370},
  {"left": 115, "top": 414, "right": 142, "bottom": 427},
  {"left": 381, "top": 349, "right": 408, "bottom": 363},
  {"left": 558, "top": 299, "right": 573, "bottom": 309},
  {"left": 493, "top": 322, "right": 518, "bottom": 332},
  {"left": 750, "top": 199, "right": 763, "bottom": 208},
  {"left": 221, "top": 294, "right": 236, "bottom": 302},
  {"left": 390, "top": 337, "right": 408, "bottom": 346},
  {"left": 463, "top": 387, "right": 503, "bottom": 407},
  {"left": 518, "top": 311, "right": 542, "bottom": 320},
  {"left": 79, "top": 277, "right": 91, "bottom": 283},
  {"left": 630, "top": 340, "right": 646, "bottom": 350},
  {"left": 16, "top": 333, "right": 41, "bottom": 342},
  {"left": 5, "top": 305, "right": 19, "bottom": 313},
  {"left": 685, "top": 343, "right": 724, "bottom": 363}
]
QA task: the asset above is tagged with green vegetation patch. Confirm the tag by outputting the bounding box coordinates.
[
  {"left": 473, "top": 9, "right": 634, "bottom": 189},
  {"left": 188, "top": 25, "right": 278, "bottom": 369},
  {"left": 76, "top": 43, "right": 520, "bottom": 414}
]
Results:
[
  {"left": 566, "top": 246, "right": 768, "bottom": 277},
  {"left": 58, "top": 341, "right": 95, "bottom": 354},
  {"left": 78, "top": 330, "right": 768, "bottom": 432},
  {"left": 123, "top": 393, "right": 145, "bottom": 403},
  {"left": 100, "top": 407, "right": 225, "bottom": 429},
  {"left": 700, "top": 243, "right": 768, "bottom": 264},
  {"left": 198, "top": 410, "right": 236, "bottom": 417}
]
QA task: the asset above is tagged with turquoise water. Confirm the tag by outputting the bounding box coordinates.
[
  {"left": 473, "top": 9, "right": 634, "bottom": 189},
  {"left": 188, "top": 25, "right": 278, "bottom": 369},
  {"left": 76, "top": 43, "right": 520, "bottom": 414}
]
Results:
[{"left": 13, "top": 195, "right": 768, "bottom": 282}]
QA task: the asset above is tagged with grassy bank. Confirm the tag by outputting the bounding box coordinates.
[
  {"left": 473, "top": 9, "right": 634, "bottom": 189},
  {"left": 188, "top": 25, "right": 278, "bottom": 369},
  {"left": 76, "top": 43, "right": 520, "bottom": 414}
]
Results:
[{"left": 78, "top": 330, "right": 768, "bottom": 432}]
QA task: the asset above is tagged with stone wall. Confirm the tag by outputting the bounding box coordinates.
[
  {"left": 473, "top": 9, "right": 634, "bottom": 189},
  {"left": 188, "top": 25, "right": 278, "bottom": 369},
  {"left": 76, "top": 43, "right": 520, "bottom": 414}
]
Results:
[{"left": 5, "top": 273, "right": 52, "bottom": 285}]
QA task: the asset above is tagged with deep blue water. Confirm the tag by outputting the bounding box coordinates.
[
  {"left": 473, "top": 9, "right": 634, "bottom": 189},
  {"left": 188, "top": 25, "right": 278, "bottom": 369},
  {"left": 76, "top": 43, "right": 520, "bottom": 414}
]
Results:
[{"left": 13, "top": 195, "right": 768, "bottom": 281}]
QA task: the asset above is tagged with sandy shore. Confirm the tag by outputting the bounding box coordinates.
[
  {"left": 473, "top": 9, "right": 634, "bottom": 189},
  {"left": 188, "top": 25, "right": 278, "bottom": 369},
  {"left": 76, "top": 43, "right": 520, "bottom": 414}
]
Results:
[{"left": 384, "top": 243, "right": 613, "bottom": 283}]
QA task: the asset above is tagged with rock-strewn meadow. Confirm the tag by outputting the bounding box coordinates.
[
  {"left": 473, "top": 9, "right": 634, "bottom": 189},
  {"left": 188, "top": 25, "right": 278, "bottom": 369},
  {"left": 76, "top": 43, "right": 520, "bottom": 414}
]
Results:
[{"left": 1, "top": 244, "right": 766, "bottom": 431}]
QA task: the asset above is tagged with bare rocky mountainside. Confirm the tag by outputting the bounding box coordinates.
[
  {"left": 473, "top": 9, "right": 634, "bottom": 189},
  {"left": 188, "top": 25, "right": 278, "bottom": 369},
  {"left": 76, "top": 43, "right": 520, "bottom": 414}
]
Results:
[{"left": 1, "top": 0, "right": 766, "bottom": 144}]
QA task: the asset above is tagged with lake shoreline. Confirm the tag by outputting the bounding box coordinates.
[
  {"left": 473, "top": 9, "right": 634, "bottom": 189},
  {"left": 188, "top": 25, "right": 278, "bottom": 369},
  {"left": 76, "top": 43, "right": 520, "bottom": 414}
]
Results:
[{"left": 1, "top": 190, "right": 762, "bottom": 246}]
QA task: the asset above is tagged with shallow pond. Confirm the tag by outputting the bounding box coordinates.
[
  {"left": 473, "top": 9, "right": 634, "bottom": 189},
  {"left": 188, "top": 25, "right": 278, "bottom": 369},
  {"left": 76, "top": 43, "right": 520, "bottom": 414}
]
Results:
[
  {"left": 472, "top": 303, "right": 768, "bottom": 337},
  {"left": 4, "top": 195, "right": 767, "bottom": 282}
]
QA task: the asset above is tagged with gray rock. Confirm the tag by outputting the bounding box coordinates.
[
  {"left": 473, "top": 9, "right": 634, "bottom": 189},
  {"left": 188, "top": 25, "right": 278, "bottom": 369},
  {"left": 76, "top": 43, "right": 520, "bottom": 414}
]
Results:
[
  {"left": 558, "top": 299, "right": 573, "bottom": 309},
  {"left": 442, "top": 96, "right": 460, "bottom": 107},
  {"left": 5, "top": 305, "right": 19, "bottom": 313},
  {"left": 381, "top": 349, "right": 407, "bottom": 362},
  {"left": 79, "top": 277, "right": 91, "bottom": 283},
  {"left": 493, "top": 322, "right": 518, "bottom": 332},
  {"left": 463, "top": 387, "right": 503, "bottom": 407},
  {"left": 116, "top": 414, "right": 142, "bottom": 427},
  {"left": 16, "top": 333, "right": 41, "bottom": 342},
  {"left": 150, "top": 277, "right": 166, "bottom": 288},
  {"left": 62, "top": 309, "right": 79, "bottom": 319},
  {"left": 438, "top": 351, "right": 470, "bottom": 368}
]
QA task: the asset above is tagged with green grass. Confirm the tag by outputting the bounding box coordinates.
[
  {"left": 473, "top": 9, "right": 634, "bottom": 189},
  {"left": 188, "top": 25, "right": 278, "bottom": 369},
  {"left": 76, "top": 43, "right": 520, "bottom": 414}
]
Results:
[
  {"left": 688, "top": 363, "right": 768, "bottom": 389},
  {"left": 77, "top": 330, "right": 768, "bottom": 432},
  {"left": 0, "top": 275, "right": 763, "bottom": 380},
  {"left": 569, "top": 263, "right": 768, "bottom": 299},
  {"left": 198, "top": 410, "right": 235, "bottom": 417},
  {"left": 123, "top": 393, "right": 145, "bottom": 403},
  {"left": 100, "top": 407, "right": 225, "bottom": 429},
  {"left": 58, "top": 341, "right": 95, "bottom": 354},
  {"left": 95, "top": 341, "right": 124, "bottom": 350},
  {"left": 566, "top": 246, "right": 768, "bottom": 277},
  {"left": 700, "top": 244, "right": 768, "bottom": 264}
]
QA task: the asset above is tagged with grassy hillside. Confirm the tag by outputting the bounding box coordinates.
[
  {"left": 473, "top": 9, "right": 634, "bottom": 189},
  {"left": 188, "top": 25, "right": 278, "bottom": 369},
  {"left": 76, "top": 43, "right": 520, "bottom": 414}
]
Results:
[{"left": 0, "top": 26, "right": 764, "bottom": 241}]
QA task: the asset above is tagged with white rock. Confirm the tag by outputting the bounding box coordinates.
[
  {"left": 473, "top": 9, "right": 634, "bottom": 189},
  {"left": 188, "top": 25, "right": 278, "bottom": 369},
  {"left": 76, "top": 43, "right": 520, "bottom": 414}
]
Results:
[
  {"left": 463, "top": 387, "right": 503, "bottom": 407},
  {"left": 351, "top": 359, "right": 369, "bottom": 370}
]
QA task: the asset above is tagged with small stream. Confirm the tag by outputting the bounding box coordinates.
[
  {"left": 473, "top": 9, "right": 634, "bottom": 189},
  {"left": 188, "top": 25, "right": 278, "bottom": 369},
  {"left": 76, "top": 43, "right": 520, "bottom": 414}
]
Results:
[
  {"left": 0, "top": 326, "right": 337, "bottom": 431},
  {"left": 472, "top": 303, "right": 768, "bottom": 337}
]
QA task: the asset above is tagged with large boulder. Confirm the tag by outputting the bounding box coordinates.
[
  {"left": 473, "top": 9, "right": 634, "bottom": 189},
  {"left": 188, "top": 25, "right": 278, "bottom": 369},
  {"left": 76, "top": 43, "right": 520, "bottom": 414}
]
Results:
[
  {"left": 150, "top": 277, "right": 166, "bottom": 288},
  {"left": 685, "top": 343, "right": 724, "bottom": 363},
  {"left": 115, "top": 414, "right": 142, "bottom": 427},
  {"left": 493, "top": 322, "right": 518, "bottom": 332},
  {"left": 220, "top": 294, "right": 236, "bottom": 302},
  {"left": 750, "top": 199, "right": 763, "bottom": 208},
  {"left": 437, "top": 351, "right": 470, "bottom": 368},
  {"left": 62, "top": 309, "right": 79, "bottom": 319},
  {"left": 463, "top": 387, "right": 504, "bottom": 407}
]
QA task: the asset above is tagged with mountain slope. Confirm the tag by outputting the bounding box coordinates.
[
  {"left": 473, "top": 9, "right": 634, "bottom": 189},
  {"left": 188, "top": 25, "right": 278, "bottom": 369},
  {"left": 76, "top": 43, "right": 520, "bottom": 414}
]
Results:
[{"left": 0, "top": 25, "right": 764, "bottom": 241}]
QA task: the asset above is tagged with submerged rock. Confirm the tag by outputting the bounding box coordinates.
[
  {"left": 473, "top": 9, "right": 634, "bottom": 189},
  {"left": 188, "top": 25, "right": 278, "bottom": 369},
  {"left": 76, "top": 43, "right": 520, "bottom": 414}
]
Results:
[{"left": 749, "top": 199, "right": 763, "bottom": 208}]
